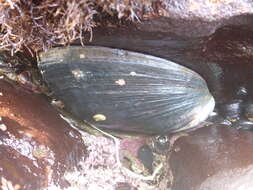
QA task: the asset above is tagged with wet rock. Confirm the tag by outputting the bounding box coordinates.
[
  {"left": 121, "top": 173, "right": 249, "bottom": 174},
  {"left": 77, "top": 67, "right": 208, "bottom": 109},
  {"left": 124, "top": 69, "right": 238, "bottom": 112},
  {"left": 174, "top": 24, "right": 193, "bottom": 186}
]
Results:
[
  {"left": 217, "top": 99, "right": 243, "bottom": 121},
  {"left": 138, "top": 1, "right": 253, "bottom": 37},
  {"left": 0, "top": 79, "right": 86, "bottom": 190},
  {"left": 244, "top": 101, "right": 253, "bottom": 120},
  {"left": 202, "top": 25, "right": 253, "bottom": 100},
  {"left": 170, "top": 124, "right": 253, "bottom": 190},
  {"left": 233, "top": 119, "right": 253, "bottom": 131},
  {"left": 137, "top": 145, "right": 154, "bottom": 173}
]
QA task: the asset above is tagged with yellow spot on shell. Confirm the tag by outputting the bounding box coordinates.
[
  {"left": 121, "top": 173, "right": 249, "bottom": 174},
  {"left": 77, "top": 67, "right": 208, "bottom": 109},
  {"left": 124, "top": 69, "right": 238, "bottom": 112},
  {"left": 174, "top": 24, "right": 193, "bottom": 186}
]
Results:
[
  {"left": 93, "top": 114, "right": 106, "bottom": 121},
  {"left": 33, "top": 146, "right": 49, "bottom": 159},
  {"left": 115, "top": 79, "right": 126, "bottom": 86}
]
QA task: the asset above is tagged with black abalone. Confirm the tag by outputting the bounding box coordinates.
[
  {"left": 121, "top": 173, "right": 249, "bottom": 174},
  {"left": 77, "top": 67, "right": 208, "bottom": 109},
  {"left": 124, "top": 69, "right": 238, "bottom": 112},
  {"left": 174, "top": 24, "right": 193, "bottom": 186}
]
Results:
[{"left": 38, "top": 46, "right": 215, "bottom": 134}]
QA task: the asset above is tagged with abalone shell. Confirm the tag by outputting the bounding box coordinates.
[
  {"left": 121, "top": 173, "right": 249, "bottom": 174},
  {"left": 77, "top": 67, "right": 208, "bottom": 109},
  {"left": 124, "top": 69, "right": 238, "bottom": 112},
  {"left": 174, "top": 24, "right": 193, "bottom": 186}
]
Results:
[{"left": 38, "top": 46, "right": 215, "bottom": 134}]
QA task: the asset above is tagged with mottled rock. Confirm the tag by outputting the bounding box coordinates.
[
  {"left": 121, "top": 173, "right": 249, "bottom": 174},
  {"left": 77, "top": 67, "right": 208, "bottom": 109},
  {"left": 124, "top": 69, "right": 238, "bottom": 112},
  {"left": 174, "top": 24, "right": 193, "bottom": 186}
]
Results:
[
  {"left": 170, "top": 124, "right": 253, "bottom": 190},
  {"left": 0, "top": 79, "right": 86, "bottom": 190},
  {"left": 137, "top": 1, "right": 253, "bottom": 37},
  {"left": 158, "top": 0, "right": 253, "bottom": 22}
]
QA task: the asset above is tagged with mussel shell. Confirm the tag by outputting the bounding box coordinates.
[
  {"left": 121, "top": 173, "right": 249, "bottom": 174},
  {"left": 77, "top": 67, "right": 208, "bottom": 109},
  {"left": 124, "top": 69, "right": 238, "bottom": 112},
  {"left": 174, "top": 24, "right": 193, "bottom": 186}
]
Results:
[{"left": 38, "top": 46, "right": 215, "bottom": 134}]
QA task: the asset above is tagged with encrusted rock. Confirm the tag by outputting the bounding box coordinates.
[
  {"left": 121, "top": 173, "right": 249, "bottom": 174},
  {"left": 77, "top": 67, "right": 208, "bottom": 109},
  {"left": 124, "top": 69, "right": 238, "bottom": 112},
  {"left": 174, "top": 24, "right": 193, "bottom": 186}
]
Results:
[{"left": 0, "top": 79, "right": 86, "bottom": 189}]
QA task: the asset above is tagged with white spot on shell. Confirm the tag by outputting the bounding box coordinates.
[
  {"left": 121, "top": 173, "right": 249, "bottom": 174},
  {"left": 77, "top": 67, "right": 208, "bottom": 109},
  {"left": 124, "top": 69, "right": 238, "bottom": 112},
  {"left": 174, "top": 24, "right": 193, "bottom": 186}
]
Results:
[
  {"left": 129, "top": 72, "right": 137, "bottom": 76},
  {"left": 115, "top": 79, "right": 126, "bottom": 86},
  {"left": 0, "top": 124, "right": 7, "bottom": 131},
  {"left": 51, "top": 99, "right": 65, "bottom": 109},
  {"left": 93, "top": 114, "right": 106, "bottom": 121},
  {"left": 115, "top": 49, "right": 126, "bottom": 56},
  {"left": 80, "top": 54, "right": 85, "bottom": 59},
  {"left": 0, "top": 75, "right": 4, "bottom": 79},
  {"left": 209, "top": 111, "right": 217, "bottom": 117},
  {"left": 0, "top": 92, "right": 3, "bottom": 96},
  {"left": 72, "top": 69, "right": 84, "bottom": 80}
]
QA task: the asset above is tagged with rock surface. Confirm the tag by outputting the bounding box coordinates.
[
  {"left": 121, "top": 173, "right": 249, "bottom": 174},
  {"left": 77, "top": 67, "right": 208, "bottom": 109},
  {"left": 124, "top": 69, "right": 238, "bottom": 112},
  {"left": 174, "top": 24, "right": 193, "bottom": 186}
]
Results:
[
  {"left": 138, "top": 0, "right": 253, "bottom": 37},
  {"left": 0, "top": 79, "right": 86, "bottom": 190},
  {"left": 170, "top": 124, "right": 253, "bottom": 190}
]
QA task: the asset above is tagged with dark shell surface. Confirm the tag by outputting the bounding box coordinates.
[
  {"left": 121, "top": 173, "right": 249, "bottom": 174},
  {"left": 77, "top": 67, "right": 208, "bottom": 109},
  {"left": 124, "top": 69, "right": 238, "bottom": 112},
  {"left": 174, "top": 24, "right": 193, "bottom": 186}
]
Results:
[{"left": 38, "top": 46, "right": 214, "bottom": 134}]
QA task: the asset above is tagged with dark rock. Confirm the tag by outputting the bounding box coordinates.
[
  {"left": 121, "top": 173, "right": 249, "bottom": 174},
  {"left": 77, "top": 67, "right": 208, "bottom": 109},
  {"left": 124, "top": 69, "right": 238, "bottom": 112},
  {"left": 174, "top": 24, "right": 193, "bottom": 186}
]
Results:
[
  {"left": 137, "top": 145, "right": 154, "bottom": 173},
  {"left": 0, "top": 79, "right": 86, "bottom": 190},
  {"left": 217, "top": 99, "right": 243, "bottom": 121},
  {"left": 170, "top": 124, "right": 253, "bottom": 190},
  {"left": 138, "top": 2, "right": 253, "bottom": 37},
  {"left": 233, "top": 119, "right": 253, "bottom": 131},
  {"left": 244, "top": 101, "right": 253, "bottom": 120}
]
